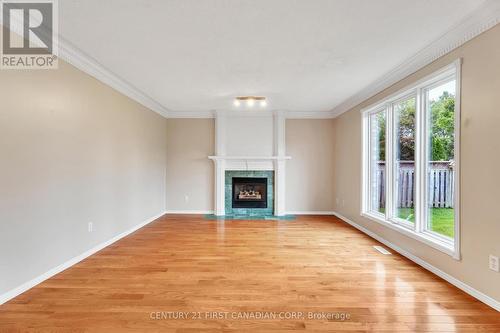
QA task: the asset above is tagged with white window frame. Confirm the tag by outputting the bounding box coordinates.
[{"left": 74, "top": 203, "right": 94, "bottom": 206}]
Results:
[
  {"left": 390, "top": 92, "right": 418, "bottom": 231},
  {"left": 361, "top": 59, "right": 461, "bottom": 260},
  {"left": 365, "top": 107, "right": 387, "bottom": 220}
]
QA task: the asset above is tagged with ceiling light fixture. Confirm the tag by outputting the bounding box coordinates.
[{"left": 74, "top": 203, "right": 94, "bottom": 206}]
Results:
[{"left": 234, "top": 96, "right": 267, "bottom": 108}]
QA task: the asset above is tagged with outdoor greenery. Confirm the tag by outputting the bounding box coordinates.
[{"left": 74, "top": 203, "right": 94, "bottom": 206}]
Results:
[
  {"left": 378, "top": 207, "right": 454, "bottom": 238},
  {"left": 395, "top": 98, "right": 416, "bottom": 161},
  {"left": 376, "top": 92, "right": 455, "bottom": 161},
  {"left": 373, "top": 90, "right": 456, "bottom": 239},
  {"left": 429, "top": 92, "right": 455, "bottom": 160},
  {"left": 396, "top": 208, "right": 455, "bottom": 238}
]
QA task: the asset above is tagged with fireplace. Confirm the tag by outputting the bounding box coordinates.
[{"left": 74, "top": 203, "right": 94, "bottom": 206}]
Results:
[{"left": 232, "top": 177, "right": 268, "bottom": 208}]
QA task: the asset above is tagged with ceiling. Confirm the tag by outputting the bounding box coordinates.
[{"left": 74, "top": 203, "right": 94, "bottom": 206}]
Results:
[{"left": 58, "top": 0, "right": 489, "bottom": 116}]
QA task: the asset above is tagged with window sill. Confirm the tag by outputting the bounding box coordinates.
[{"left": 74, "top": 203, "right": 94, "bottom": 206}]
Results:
[{"left": 361, "top": 212, "right": 460, "bottom": 260}]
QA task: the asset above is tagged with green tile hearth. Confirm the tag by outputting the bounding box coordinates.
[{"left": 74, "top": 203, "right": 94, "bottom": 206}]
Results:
[
  {"left": 225, "top": 170, "right": 274, "bottom": 216},
  {"left": 204, "top": 214, "right": 296, "bottom": 221}
]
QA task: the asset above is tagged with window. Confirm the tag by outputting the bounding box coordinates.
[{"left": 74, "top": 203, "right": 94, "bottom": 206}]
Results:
[
  {"left": 362, "top": 60, "right": 460, "bottom": 259},
  {"left": 424, "top": 80, "right": 457, "bottom": 239},
  {"left": 393, "top": 95, "right": 417, "bottom": 226},
  {"left": 368, "top": 110, "right": 386, "bottom": 215}
]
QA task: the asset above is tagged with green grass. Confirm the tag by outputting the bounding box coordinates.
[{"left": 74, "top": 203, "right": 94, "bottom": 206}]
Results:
[
  {"left": 429, "top": 208, "right": 455, "bottom": 237},
  {"left": 378, "top": 208, "right": 454, "bottom": 238}
]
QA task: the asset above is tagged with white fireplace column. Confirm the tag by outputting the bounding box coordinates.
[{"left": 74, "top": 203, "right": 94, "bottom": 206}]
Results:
[
  {"left": 273, "top": 112, "right": 286, "bottom": 216},
  {"left": 214, "top": 114, "right": 226, "bottom": 216},
  {"left": 214, "top": 159, "right": 226, "bottom": 216}
]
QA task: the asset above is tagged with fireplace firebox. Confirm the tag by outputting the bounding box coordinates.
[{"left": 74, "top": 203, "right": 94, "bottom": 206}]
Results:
[{"left": 232, "top": 177, "right": 268, "bottom": 208}]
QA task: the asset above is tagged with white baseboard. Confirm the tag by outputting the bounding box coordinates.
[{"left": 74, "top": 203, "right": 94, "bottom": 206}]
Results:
[
  {"left": 332, "top": 211, "right": 500, "bottom": 312},
  {"left": 4, "top": 210, "right": 497, "bottom": 312},
  {"left": 165, "top": 210, "right": 213, "bottom": 215},
  {"left": 0, "top": 211, "right": 166, "bottom": 305},
  {"left": 286, "top": 211, "right": 335, "bottom": 215}
]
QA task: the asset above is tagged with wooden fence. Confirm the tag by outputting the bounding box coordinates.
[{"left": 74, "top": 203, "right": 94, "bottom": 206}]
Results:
[{"left": 375, "top": 161, "right": 454, "bottom": 209}]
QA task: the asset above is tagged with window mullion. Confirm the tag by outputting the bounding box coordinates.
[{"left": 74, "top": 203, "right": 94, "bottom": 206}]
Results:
[
  {"left": 415, "top": 88, "right": 425, "bottom": 234},
  {"left": 385, "top": 104, "right": 394, "bottom": 222},
  {"left": 453, "top": 61, "right": 461, "bottom": 259},
  {"left": 363, "top": 114, "right": 370, "bottom": 213}
]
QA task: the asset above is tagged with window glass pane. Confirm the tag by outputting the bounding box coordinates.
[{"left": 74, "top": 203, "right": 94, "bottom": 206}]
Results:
[
  {"left": 394, "top": 96, "right": 416, "bottom": 224},
  {"left": 369, "top": 112, "right": 386, "bottom": 214},
  {"left": 426, "top": 80, "right": 456, "bottom": 238}
]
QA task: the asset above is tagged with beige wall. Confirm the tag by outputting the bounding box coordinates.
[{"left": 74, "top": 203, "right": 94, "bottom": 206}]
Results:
[
  {"left": 286, "top": 119, "right": 335, "bottom": 212},
  {"left": 164, "top": 119, "right": 335, "bottom": 213},
  {"left": 333, "top": 24, "right": 500, "bottom": 301},
  {"left": 0, "top": 61, "right": 167, "bottom": 296},
  {"left": 166, "top": 119, "right": 214, "bottom": 212}
]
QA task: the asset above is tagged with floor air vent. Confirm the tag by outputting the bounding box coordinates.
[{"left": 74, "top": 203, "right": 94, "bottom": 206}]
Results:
[{"left": 373, "top": 246, "right": 391, "bottom": 255}]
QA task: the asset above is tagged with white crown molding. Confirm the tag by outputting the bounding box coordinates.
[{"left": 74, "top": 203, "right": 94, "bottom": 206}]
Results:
[
  {"left": 0, "top": 10, "right": 172, "bottom": 118},
  {"left": 3, "top": 1, "right": 497, "bottom": 120},
  {"left": 166, "top": 110, "right": 337, "bottom": 119},
  {"left": 0, "top": 13, "right": 170, "bottom": 117},
  {"left": 284, "top": 110, "right": 337, "bottom": 119},
  {"left": 330, "top": 0, "right": 500, "bottom": 117},
  {"left": 0, "top": 16, "right": 334, "bottom": 120},
  {"left": 165, "top": 110, "right": 216, "bottom": 118},
  {"left": 57, "top": 37, "right": 171, "bottom": 118},
  {"left": 332, "top": 211, "right": 500, "bottom": 312}
]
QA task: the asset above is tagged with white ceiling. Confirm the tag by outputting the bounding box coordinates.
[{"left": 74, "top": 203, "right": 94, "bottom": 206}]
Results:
[{"left": 59, "top": 0, "right": 488, "bottom": 115}]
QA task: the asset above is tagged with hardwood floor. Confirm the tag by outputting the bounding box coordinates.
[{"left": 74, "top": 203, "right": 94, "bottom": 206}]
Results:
[{"left": 1, "top": 215, "right": 498, "bottom": 332}]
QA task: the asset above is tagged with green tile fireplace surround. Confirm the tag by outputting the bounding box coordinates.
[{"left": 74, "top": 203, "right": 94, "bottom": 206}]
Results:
[{"left": 225, "top": 170, "right": 274, "bottom": 216}]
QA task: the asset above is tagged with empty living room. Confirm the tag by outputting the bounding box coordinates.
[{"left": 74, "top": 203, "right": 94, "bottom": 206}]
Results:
[{"left": 1, "top": 0, "right": 500, "bottom": 332}]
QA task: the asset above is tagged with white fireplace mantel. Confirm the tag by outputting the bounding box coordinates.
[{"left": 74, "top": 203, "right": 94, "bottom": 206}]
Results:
[
  {"left": 208, "top": 155, "right": 291, "bottom": 170},
  {"left": 208, "top": 156, "right": 291, "bottom": 161},
  {"left": 209, "top": 112, "right": 289, "bottom": 216}
]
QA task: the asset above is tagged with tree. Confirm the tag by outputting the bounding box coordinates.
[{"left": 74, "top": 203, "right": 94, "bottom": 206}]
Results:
[
  {"left": 375, "top": 91, "right": 455, "bottom": 162},
  {"left": 430, "top": 92, "right": 455, "bottom": 161},
  {"left": 396, "top": 99, "right": 415, "bottom": 161},
  {"left": 376, "top": 112, "right": 386, "bottom": 161}
]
